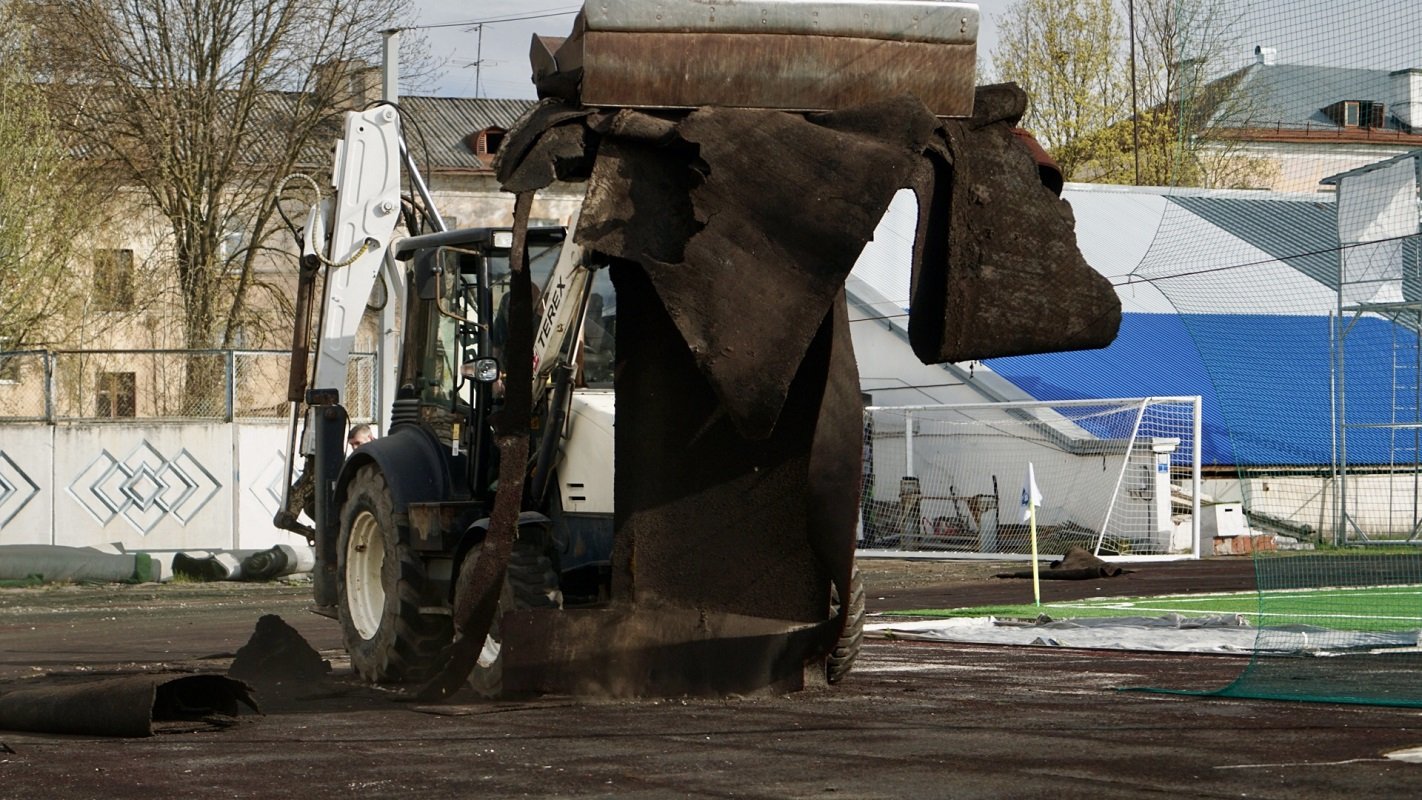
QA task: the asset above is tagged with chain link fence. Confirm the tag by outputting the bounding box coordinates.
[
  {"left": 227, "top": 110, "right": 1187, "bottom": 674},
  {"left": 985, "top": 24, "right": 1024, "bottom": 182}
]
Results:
[
  {"left": 0, "top": 351, "right": 50, "bottom": 420},
  {"left": 0, "top": 350, "right": 377, "bottom": 422}
]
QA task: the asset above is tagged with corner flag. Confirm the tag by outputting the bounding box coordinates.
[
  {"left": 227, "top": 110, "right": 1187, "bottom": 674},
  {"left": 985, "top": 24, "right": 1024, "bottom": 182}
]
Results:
[
  {"left": 1019, "top": 462, "right": 1042, "bottom": 522},
  {"left": 1021, "top": 462, "right": 1045, "bottom": 607}
]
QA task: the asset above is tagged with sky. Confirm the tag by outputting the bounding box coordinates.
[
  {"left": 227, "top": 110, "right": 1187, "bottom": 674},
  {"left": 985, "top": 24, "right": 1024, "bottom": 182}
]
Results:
[{"left": 405, "top": 1, "right": 1422, "bottom": 100}]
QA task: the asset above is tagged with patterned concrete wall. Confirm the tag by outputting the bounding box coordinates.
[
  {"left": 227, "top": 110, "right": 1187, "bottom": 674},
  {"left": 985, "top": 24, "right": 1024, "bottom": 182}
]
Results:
[
  {"left": 0, "top": 421, "right": 308, "bottom": 553},
  {"left": 0, "top": 426, "right": 51, "bottom": 545}
]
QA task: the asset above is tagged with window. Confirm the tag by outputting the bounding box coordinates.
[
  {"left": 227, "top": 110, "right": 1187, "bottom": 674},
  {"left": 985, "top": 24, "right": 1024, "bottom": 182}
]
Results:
[
  {"left": 93, "top": 249, "right": 134, "bottom": 311},
  {"left": 467, "top": 127, "right": 507, "bottom": 157},
  {"left": 1361, "top": 101, "right": 1386, "bottom": 129},
  {"left": 96, "top": 371, "right": 136, "bottom": 418},
  {"left": 1324, "top": 100, "right": 1381, "bottom": 129},
  {"left": 219, "top": 222, "right": 246, "bottom": 265}
]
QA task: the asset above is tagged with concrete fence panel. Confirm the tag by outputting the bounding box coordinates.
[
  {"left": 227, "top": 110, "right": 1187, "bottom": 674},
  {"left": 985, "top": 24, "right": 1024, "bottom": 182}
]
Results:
[
  {"left": 0, "top": 425, "right": 54, "bottom": 545},
  {"left": 0, "top": 421, "right": 310, "bottom": 555}
]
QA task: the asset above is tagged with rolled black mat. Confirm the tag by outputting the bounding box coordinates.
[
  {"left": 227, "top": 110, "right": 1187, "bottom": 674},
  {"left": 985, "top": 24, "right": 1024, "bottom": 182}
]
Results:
[{"left": 0, "top": 674, "right": 258, "bottom": 737}]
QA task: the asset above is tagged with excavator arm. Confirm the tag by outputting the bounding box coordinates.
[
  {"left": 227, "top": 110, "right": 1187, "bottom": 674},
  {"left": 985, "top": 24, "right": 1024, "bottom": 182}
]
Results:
[{"left": 273, "top": 107, "right": 403, "bottom": 550}]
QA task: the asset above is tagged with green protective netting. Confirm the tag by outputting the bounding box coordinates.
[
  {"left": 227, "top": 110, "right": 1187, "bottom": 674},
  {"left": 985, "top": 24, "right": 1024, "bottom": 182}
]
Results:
[
  {"left": 1128, "top": 551, "right": 1422, "bottom": 707},
  {"left": 1116, "top": 0, "right": 1422, "bottom": 704},
  {"left": 1210, "top": 552, "right": 1422, "bottom": 706}
]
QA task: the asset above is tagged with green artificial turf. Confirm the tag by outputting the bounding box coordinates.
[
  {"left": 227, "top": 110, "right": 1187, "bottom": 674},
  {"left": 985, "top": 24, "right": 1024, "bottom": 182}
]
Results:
[{"left": 888, "top": 585, "right": 1422, "bottom": 632}]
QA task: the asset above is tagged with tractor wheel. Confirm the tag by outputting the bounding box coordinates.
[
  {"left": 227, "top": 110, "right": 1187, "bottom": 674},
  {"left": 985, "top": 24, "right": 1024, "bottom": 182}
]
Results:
[
  {"left": 826, "top": 562, "right": 865, "bottom": 684},
  {"left": 459, "top": 537, "right": 561, "bottom": 698},
  {"left": 337, "top": 464, "right": 452, "bottom": 683}
]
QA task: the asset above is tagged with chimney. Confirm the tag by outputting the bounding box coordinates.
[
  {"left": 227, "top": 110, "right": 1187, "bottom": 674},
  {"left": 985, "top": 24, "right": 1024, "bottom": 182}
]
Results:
[
  {"left": 314, "top": 60, "right": 381, "bottom": 110},
  {"left": 1392, "top": 68, "right": 1422, "bottom": 130},
  {"left": 1254, "top": 45, "right": 1277, "bottom": 65}
]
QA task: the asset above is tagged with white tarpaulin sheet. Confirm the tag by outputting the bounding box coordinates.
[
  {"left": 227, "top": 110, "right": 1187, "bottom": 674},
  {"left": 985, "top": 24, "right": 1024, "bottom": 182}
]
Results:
[{"left": 869, "top": 615, "right": 1422, "bottom": 656}]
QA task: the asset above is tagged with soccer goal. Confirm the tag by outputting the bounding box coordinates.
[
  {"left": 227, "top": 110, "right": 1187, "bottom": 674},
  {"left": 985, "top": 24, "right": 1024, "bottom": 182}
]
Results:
[{"left": 860, "top": 397, "right": 1203, "bottom": 559}]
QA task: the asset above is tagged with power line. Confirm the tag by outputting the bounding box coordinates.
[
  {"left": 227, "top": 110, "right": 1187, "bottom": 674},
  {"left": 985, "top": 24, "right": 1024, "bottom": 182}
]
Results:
[
  {"left": 397, "top": 7, "right": 581, "bottom": 31},
  {"left": 851, "top": 311, "right": 910, "bottom": 323},
  {"left": 1113, "top": 233, "right": 1421, "bottom": 288},
  {"left": 843, "top": 233, "right": 1422, "bottom": 318}
]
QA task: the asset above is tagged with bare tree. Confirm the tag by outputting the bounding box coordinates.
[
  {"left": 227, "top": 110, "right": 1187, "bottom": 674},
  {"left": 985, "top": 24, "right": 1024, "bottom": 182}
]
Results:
[
  {"left": 1131, "top": 0, "right": 1272, "bottom": 188},
  {"left": 18, "top": 0, "right": 424, "bottom": 406},
  {"left": 993, "top": 0, "right": 1130, "bottom": 182}
]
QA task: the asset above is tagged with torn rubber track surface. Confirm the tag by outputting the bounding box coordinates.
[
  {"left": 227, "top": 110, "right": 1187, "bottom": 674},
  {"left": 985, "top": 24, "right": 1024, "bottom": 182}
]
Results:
[{"left": 0, "top": 674, "right": 257, "bottom": 738}]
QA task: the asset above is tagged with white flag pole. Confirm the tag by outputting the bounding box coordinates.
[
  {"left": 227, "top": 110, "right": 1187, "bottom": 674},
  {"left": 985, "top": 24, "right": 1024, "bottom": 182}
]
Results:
[
  {"left": 1020, "top": 463, "right": 1043, "bottom": 607},
  {"left": 1030, "top": 500, "right": 1041, "bottom": 607}
]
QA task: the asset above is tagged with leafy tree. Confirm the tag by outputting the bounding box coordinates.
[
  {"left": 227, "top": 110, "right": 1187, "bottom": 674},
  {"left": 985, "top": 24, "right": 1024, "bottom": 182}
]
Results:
[
  {"left": 992, "top": 0, "right": 1130, "bottom": 182},
  {"left": 0, "top": 6, "right": 92, "bottom": 350},
  {"left": 994, "top": 0, "right": 1273, "bottom": 188}
]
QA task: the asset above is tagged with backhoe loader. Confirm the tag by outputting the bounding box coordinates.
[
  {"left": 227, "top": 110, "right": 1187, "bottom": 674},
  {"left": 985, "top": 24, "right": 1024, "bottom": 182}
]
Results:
[{"left": 276, "top": 0, "right": 1118, "bottom": 699}]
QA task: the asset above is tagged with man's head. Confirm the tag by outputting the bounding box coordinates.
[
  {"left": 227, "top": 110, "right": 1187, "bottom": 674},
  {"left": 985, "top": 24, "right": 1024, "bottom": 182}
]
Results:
[{"left": 347, "top": 423, "right": 374, "bottom": 448}]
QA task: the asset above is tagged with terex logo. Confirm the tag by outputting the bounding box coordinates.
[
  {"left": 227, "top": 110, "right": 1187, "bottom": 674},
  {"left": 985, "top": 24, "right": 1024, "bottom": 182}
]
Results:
[{"left": 533, "top": 278, "right": 567, "bottom": 373}]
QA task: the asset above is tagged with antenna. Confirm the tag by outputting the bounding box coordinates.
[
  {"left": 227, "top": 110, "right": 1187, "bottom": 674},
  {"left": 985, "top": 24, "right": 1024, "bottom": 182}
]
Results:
[{"left": 475, "top": 24, "right": 483, "bottom": 98}]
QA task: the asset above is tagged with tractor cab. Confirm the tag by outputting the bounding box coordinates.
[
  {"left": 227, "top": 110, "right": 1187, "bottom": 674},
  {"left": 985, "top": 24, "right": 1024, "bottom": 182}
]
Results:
[
  {"left": 390, "top": 227, "right": 568, "bottom": 503},
  {"left": 389, "top": 225, "right": 615, "bottom": 501}
]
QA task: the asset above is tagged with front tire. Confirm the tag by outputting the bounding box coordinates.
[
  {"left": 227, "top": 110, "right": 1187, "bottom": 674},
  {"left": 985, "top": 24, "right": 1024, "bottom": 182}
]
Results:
[{"left": 337, "top": 464, "right": 452, "bottom": 683}]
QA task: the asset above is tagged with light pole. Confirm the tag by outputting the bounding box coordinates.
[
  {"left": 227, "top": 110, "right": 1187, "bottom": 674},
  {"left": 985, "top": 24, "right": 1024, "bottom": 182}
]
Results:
[{"left": 1129, "top": 0, "right": 1140, "bottom": 185}]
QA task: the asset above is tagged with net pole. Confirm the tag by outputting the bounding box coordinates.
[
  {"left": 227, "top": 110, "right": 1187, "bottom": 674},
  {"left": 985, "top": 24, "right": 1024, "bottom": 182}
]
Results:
[
  {"left": 1336, "top": 219, "right": 1352, "bottom": 545},
  {"left": 43, "top": 351, "right": 54, "bottom": 422},
  {"left": 904, "top": 410, "right": 914, "bottom": 479},
  {"left": 1413, "top": 305, "right": 1420, "bottom": 539},
  {"left": 1192, "top": 396, "right": 1203, "bottom": 558},
  {"left": 1330, "top": 308, "right": 1340, "bottom": 546}
]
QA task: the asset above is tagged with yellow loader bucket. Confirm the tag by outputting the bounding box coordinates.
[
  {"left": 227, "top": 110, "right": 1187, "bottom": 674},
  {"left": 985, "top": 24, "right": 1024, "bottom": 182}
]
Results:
[{"left": 532, "top": 0, "right": 979, "bottom": 117}]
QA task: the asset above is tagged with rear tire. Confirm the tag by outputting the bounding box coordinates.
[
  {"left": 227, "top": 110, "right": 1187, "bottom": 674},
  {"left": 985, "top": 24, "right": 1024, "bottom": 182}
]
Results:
[
  {"left": 459, "top": 533, "right": 561, "bottom": 698},
  {"left": 337, "top": 464, "right": 452, "bottom": 683},
  {"left": 826, "top": 562, "right": 865, "bottom": 684}
]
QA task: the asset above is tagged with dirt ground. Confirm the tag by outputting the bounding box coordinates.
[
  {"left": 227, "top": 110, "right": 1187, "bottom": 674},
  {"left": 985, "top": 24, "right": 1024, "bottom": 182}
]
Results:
[{"left": 2, "top": 557, "right": 1421, "bottom": 798}]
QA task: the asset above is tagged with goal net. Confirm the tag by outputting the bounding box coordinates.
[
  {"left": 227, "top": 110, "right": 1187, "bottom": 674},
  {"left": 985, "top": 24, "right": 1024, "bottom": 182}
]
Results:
[{"left": 861, "top": 397, "right": 1202, "bottom": 558}]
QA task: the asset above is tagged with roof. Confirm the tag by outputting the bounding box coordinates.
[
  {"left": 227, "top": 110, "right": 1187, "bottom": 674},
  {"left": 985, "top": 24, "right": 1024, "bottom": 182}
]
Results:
[
  {"left": 1322, "top": 148, "right": 1422, "bottom": 184},
  {"left": 1211, "top": 62, "right": 1421, "bottom": 135},
  {"left": 1166, "top": 194, "right": 1340, "bottom": 285},
  {"left": 985, "top": 312, "right": 1410, "bottom": 467},
  {"left": 1059, "top": 184, "right": 1346, "bottom": 314},
  {"left": 48, "top": 81, "right": 541, "bottom": 174},
  {"left": 984, "top": 183, "right": 1421, "bottom": 468},
  {"left": 397, "top": 96, "right": 536, "bottom": 171}
]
